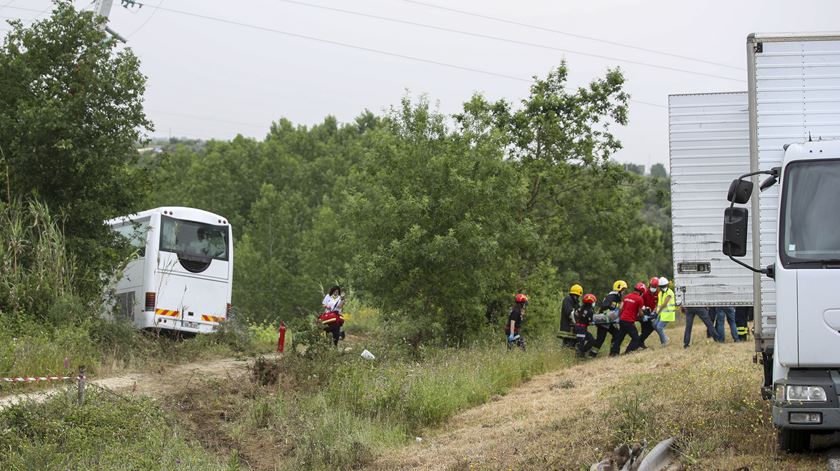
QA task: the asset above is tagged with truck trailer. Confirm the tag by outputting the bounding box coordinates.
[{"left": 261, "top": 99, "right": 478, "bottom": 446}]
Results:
[
  {"left": 722, "top": 32, "right": 840, "bottom": 452},
  {"left": 668, "top": 92, "right": 753, "bottom": 323}
]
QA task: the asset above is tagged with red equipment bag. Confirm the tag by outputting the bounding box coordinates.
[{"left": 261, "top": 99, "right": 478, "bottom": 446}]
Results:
[{"left": 319, "top": 311, "right": 344, "bottom": 328}]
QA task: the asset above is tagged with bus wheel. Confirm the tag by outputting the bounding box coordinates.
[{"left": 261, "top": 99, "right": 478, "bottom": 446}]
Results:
[{"left": 778, "top": 427, "right": 810, "bottom": 453}]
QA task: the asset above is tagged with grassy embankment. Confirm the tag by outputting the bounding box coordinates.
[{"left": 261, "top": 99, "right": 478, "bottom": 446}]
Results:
[
  {"left": 497, "top": 337, "right": 827, "bottom": 470},
  {"left": 0, "top": 313, "right": 576, "bottom": 471},
  {"left": 175, "top": 335, "right": 574, "bottom": 470}
]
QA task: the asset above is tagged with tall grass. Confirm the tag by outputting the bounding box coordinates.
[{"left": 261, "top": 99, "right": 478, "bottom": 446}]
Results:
[
  {"left": 232, "top": 337, "right": 576, "bottom": 470},
  {"left": 0, "top": 200, "right": 76, "bottom": 324},
  {"left": 0, "top": 388, "right": 227, "bottom": 470}
]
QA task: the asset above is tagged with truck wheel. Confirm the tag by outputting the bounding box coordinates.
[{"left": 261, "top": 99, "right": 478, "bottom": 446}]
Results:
[{"left": 778, "top": 428, "right": 810, "bottom": 453}]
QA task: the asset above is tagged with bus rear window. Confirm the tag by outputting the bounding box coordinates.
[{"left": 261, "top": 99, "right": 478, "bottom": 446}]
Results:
[{"left": 160, "top": 216, "right": 229, "bottom": 261}]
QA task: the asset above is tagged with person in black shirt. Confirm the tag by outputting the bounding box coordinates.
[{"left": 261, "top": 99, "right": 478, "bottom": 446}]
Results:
[
  {"left": 589, "top": 280, "right": 626, "bottom": 358},
  {"left": 559, "top": 284, "right": 583, "bottom": 348},
  {"left": 574, "top": 293, "right": 598, "bottom": 357},
  {"left": 505, "top": 293, "right": 528, "bottom": 350}
]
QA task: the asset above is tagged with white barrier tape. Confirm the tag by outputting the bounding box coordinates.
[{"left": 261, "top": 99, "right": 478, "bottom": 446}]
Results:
[{"left": 1, "top": 376, "right": 77, "bottom": 383}]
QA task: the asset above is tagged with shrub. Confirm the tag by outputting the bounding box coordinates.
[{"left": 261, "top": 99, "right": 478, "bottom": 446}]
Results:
[{"left": 0, "top": 388, "right": 223, "bottom": 470}]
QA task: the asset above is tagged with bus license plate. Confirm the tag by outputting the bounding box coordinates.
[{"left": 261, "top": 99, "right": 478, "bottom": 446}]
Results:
[{"left": 182, "top": 321, "right": 198, "bottom": 329}]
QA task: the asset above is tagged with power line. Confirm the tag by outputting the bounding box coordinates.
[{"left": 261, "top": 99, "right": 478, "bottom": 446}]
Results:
[
  {"left": 132, "top": 3, "right": 666, "bottom": 108},
  {"left": 0, "top": 0, "right": 17, "bottom": 14},
  {"left": 277, "top": 0, "right": 743, "bottom": 83},
  {"left": 0, "top": 2, "right": 40, "bottom": 13},
  {"left": 126, "top": 0, "right": 163, "bottom": 38},
  {"left": 398, "top": 0, "right": 745, "bottom": 72}
]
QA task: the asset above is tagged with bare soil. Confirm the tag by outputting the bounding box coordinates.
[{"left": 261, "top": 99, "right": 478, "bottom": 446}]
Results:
[{"left": 0, "top": 354, "right": 277, "bottom": 410}]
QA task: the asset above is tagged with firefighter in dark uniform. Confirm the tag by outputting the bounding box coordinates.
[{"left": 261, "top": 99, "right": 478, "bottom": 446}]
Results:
[
  {"left": 589, "top": 280, "right": 626, "bottom": 358},
  {"left": 505, "top": 293, "right": 528, "bottom": 350},
  {"left": 574, "top": 293, "right": 598, "bottom": 357},
  {"left": 559, "top": 284, "right": 583, "bottom": 348}
]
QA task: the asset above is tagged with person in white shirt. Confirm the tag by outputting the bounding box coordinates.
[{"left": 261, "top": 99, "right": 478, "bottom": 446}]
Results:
[{"left": 320, "top": 286, "right": 345, "bottom": 345}]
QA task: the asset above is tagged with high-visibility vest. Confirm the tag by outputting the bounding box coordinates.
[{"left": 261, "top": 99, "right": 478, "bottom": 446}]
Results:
[{"left": 658, "top": 288, "right": 676, "bottom": 322}]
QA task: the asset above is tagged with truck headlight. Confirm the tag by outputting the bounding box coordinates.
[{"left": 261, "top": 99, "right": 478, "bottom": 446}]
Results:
[{"left": 786, "top": 385, "right": 827, "bottom": 402}]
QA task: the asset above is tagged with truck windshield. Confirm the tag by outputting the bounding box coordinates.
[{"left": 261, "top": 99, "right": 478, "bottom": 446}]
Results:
[
  {"left": 781, "top": 159, "right": 840, "bottom": 266},
  {"left": 160, "top": 216, "right": 229, "bottom": 261}
]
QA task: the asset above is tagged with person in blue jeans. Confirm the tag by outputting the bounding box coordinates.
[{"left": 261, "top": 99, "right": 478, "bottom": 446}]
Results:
[
  {"left": 683, "top": 306, "right": 721, "bottom": 348},
  {"left": 714, "top": 306, "right": 740, "bottom": 342}
]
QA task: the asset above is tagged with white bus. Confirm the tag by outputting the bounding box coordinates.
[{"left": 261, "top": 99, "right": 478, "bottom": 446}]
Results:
[{"left": 106, "top": 207, "right": 233, "bottom": 334}]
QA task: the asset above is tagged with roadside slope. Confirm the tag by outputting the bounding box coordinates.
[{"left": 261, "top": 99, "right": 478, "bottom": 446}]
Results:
[{"left": 366, "top": 338, "right": 824, "bottom": 470}]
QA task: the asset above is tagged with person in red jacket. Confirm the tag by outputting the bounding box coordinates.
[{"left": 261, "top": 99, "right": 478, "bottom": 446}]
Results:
[
  {"left": 609, "top": 282, "right": 646, "bottom": 355},
  {"left": 638, "top": 277, "right": 659, "bottom": 349}
]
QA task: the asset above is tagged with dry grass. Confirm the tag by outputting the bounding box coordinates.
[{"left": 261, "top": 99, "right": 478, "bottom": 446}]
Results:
[{"left": 365, "top": 328, "right": 828, "bottom": 471}]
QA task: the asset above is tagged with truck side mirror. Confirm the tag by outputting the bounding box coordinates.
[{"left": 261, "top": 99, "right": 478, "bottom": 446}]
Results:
[
  {"left": 723, "top": 207, "right": 749, "bottom": 257},
  {"left": 727, "top": 179, "right": 753, "bottom": 204}
]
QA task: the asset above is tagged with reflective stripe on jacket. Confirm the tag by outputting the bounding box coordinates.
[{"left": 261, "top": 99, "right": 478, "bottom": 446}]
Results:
[{"left": 658, "top": 288, "right": 676, "bottom": 322}]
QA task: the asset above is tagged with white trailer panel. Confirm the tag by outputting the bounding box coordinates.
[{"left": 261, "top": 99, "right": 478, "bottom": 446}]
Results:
[
  {"left": 669, "top": 92, "right": 752, "bottom": 307},
  {"left": 748, "top": 33, "right": 840, "bottom": 348}
]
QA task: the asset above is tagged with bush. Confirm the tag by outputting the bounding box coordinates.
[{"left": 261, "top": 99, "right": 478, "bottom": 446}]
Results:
[{"left": 0, "top": 389, "right": 223, "bottom": 470}]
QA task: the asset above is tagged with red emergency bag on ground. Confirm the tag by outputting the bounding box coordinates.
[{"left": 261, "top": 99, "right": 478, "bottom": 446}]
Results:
[{"left": 319, "top": 311, "right": 344, "bottom": 328}]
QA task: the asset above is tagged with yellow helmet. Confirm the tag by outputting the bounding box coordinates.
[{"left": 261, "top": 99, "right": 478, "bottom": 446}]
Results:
[
  {"left": 569, "top": 284, "right": 583, "bottom": 296},
  {"left": 613, "top": 280, "right": 628, "bottom": 292}
]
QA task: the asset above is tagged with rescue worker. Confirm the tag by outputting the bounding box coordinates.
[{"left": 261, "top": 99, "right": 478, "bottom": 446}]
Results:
[
  {"left": 559, "top": 284, "right": 583, "bottom": 348},
  {"left": 610, "top": 282, "right": 646, "bottom": 355},
  {"left": 638, "top": 277, "right": 659, "bottom": 349},
  {"left": 589, "top": 280, "right": 625, "bottom": 358},
  {"left": 654, "top": 277, "right": 676, "bottom": 345},
  {"left": 319, "top": 286, "right": 346, "bottom": 346},
  {"left": 505, "top": 293, "right": 528, "bottom": 350},
  {"left": 735, "top": 307, "right": 751, "bottom": 341},
  {"left": 574, "top": 293, "right": 598, "bottom": 358}
]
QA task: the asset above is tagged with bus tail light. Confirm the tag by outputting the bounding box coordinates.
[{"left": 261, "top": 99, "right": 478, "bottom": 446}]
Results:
[{"left": 145, "top": 292, "right": 156, "bottom": 311}]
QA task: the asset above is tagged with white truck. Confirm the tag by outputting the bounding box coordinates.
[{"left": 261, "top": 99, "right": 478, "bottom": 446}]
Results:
[
  {"left": 669, "top": 92, "right": 753, "bottom": 325},
  {"left": 107, "top": 207, "right": 233, "bottom": 335},
  {"left": 722, "top": 33, "right": 840, "bottom": 452}
]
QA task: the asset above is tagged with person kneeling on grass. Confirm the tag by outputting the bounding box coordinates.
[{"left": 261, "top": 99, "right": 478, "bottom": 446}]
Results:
[
  {"left": 574, "top": 293, "right": 598, "bottom": 358},
  {"left": 319, "top": 285, "right": 346, "bottom": 346},
  {"left": 506, "top": 293, "right": 528, "bottom": 350}
]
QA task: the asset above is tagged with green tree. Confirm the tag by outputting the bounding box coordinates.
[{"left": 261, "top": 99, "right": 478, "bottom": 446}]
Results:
[
  {"left": 624, "top": 163, "right": 645, "bottom": 175},
  {"left": 342, "top": 97, "right": 535, "bottom": 344},
  {"left": 0, "top": 2, "right": 152, "bottom": 295},
  {"left": 650, "top": 163, "right": 668, "bottom": 178}
]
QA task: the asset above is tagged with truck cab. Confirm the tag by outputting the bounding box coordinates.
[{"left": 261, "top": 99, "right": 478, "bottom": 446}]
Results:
[{"left": 725, "top": 139, "right": 840, "bottom": 451}]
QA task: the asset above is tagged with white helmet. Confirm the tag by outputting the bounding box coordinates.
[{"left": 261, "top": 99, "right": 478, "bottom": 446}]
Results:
[{"left": 658, "top": 276, "right": 670, "bottom": 287}]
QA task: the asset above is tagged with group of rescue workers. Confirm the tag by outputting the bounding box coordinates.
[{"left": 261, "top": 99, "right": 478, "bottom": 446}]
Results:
[
  {"left": 505, "top": 277, "right": 677, "bottom": 357},
  {"left": 318, "top": 278, "right": 683, "bottom": 356}
]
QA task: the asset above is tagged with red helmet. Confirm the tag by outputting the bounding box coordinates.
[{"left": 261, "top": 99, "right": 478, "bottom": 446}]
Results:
[
  {"left": 634, "top": 282, "right": 646, "bottom": 292},
  {"left": 582, "top": 293, "right": 597, "bottom": 305},
  {"left": 515, "top": 293, "right": 528, "bottom": 304},
  {"left": 649, "top": 277, "right": 659, "bottom": 287}
]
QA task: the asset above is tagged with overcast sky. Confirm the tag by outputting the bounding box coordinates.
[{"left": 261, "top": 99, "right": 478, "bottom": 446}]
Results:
[{"left": 5, "top": 0, "right": 840, "bottom": 167}]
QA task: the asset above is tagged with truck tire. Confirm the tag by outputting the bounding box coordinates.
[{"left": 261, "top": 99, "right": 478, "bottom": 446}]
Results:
[{"left": 778, "top": 428, "right": 810, "bottom": 453}]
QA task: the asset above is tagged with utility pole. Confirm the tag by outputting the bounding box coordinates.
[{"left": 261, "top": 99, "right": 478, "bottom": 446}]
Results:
[
  {"left": 93, "top": 0, "right": 127, "bottom": 43},
  {"left": 93, "top": 0, "right": 114, "bottom": 19}
]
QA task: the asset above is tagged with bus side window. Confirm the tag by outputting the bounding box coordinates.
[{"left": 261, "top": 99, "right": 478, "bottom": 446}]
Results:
[{"left": 114, "top": 220, "right": 150, "bottom": 257}]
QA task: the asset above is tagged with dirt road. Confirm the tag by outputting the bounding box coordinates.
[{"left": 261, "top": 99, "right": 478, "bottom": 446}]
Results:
[{"left": 0, "top": 355, "right": 273, "bottom": 410}]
